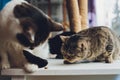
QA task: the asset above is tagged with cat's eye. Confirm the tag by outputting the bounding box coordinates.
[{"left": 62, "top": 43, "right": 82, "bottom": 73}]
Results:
[{"left": 81, "top": 43, "right": 84, "bottom": 47}]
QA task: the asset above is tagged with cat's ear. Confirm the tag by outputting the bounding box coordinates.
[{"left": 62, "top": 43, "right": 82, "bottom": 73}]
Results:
[
  {"left": 60, "top": 36, "right": 70, "bottom": 42},
  {"left": 48, "top": 18, "right": 64, "bottom": 31}
]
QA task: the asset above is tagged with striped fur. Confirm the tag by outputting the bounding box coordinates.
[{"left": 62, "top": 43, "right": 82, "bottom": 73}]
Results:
[{"left": 61, "top": 26, "right": 120, "bottom": 63}]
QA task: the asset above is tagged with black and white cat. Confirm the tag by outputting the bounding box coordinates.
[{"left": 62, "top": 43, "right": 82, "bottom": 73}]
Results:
[{"left": 0, "top": 0, "right": 63, "bottom": 72}]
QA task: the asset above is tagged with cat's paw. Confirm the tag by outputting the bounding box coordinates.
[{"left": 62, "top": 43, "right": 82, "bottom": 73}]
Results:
[
  {"left": 105, "top": 56, "right": 113, "bottom": 63},
  {"left": 24, "top": 63, "right": 39, "bottom": 73},
  {"left": 106, "top": 45, "right": 113, "bottom": 52},
  {"left": 1, "top": 63, "right": 10, "bottom": 69}
]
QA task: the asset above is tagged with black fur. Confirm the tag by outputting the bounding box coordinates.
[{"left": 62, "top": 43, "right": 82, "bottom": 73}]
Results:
[
  {"left": 16, "top": 33, "right": 31, "bottom": 47},
  {"left": 49, "top": 31, "right": 75, "bottom": 59},
  {"left": 25, "top": 0, "right": 30, "bottom": 3},
  {"left": 14, "top": 3, "right": 51, "bottom": 47},
  {"left": 23, "top": 50, "right": 48, "bottom": 68}
]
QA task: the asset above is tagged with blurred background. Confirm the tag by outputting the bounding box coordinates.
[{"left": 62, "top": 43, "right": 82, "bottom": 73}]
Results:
[
  {"left": 1, "top": 0, "right": 120, "bottom": 35},
  {"left": 1, "top": 0, "right": 120, "bottom": 80},
  {"left": 26, "top": 0, "right": 120, "bottom": 35}
]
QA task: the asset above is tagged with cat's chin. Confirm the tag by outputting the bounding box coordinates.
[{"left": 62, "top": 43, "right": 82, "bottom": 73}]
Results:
[
  {"left": 64, "top": 59, "right": 88, "bottom": 64},
  {"left": 63, "top": 60, "right": 78, "bottom": 64},
  {"left": 24, "top": 63, "right": 39, "bottom": 73}
]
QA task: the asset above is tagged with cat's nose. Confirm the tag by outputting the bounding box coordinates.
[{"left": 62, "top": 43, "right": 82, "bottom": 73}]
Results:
[
  {"left": 30, "top": 47, "right": 34, "bottom": 50},
  {"left": 29, "top": 43, "right": 34, "bottom": 50},
  {"left": 29, "top": 46, "right": 34, "bottom": 50}
]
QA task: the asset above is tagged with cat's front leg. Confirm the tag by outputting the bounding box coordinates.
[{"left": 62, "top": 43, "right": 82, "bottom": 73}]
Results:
[
  {"left": 105, "top": 53, "right": 113, "bottom": 63},
  {"left": 105, "top": 45, "right": 114, "bottom": 63},
  {"left": 0, "top": 51, "right": 10, "bottom": 69},
  {"left": 24, "top": 63, "right": 39, "bottom": 73}
]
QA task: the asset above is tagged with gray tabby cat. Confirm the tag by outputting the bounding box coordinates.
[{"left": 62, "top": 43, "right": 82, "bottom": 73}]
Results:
[{"left": 61, "top": 26, "right": 120, "bottom": 64}]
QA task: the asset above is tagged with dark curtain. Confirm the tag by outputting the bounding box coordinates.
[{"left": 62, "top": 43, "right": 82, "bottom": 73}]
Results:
[
  {"left": 88, "top": 0, "right": 96, "bottom": 26},
  {"left": 0, "top": 0, "right": 11, "bottom": 10}
]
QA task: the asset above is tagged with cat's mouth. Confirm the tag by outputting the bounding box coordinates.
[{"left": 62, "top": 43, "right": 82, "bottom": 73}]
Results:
[
  {"left": 64, "top": 58, "right": 81, "bottom": 64},
  {"left": 64, "top": 57, "right": 89, "bottom": 64},
  {"left": 64, "top": 60, "right": 78, "bottom": 64}
]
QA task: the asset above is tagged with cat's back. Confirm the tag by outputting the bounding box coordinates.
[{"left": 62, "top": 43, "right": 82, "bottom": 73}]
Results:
[{"left": 77, "top": 26, "right": 112, "bottom": 36}]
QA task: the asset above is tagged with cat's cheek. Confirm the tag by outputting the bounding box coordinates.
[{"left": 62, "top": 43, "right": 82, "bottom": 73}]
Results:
[{"left": 24, "top": 63, "right": 39, "bottom": 73}]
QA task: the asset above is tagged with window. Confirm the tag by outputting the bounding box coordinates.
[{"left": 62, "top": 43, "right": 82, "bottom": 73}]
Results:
[{"left": 95, "top": 0, "right": 120, "bottom": 35}]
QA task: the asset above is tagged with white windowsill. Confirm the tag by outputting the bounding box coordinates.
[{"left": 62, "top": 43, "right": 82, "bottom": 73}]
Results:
[{"left": 1, "top": 59, "right": 120, "bottom": 76}]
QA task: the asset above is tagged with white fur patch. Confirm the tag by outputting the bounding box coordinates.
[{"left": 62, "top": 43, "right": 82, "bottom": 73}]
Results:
[
  {"left": 24, "top": 41, "right": 50, "bottom": 59},
  {"left": 24, "top": 63, "right": 39, "bottom": 73},
  {"left": 0, "top": 0, "right": 28, "bottom": 36},
  {"left": 1, "top": 62, "right": 10, "bottom": 69}
]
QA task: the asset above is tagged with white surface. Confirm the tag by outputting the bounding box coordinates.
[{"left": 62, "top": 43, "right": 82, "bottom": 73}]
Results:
[{"left": 1, "top": 59, "right": 120, "bottom": 76}]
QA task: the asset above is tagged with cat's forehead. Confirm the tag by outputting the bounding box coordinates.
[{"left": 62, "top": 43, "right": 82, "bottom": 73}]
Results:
[
  {"left": 66, "top": 35, "right": 85, "bottom": 43},
  {"left": 65, "top": 37, "right": 88, "bottom": 48},
  {"left": 64, "top": 39, "right": 79, "bottom": 48}
]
